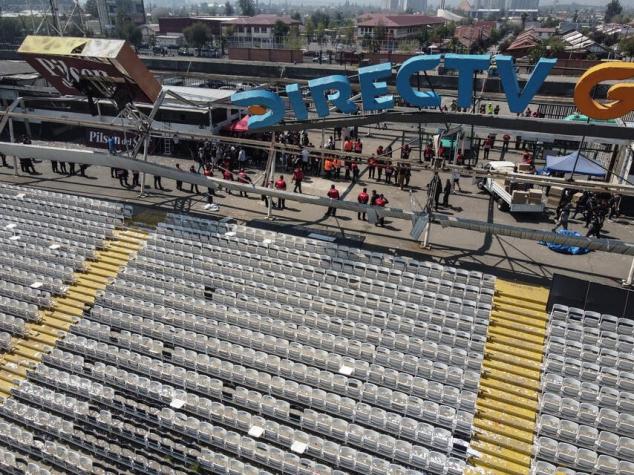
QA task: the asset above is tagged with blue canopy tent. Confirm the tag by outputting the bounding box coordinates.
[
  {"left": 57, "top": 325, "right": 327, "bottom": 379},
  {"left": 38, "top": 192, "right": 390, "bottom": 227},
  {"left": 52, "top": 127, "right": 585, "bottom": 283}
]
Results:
[{"left": 545, "top": 152, "right": 606, "bottom": 177}]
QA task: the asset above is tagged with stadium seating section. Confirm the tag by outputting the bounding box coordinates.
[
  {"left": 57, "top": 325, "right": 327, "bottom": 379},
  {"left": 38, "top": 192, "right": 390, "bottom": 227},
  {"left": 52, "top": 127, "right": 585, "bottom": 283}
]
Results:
[{"left": 0, "top": 184, "right": 630, "bottom": 474}]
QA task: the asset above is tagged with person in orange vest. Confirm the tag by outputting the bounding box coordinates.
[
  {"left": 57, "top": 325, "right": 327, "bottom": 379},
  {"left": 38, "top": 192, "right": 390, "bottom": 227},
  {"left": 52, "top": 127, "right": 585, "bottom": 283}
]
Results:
[
  {"left": 343, "top": 139, "right": 353, "bottom": 153},
  {"left": 274, "top": 175, "right": 287, "bottom": 209},
  {"left": 368, "top": 155, "right": 377, "bottom": 179},
  {"left": 374, "top": 193, "right": 388, "bottom": 227},
  {"left": 357, "top": 187, "right": 369, "bottom": 220},
  {"left": 238, "top": 168, "right": 251, "bottom": 197},
  {"left": 354, "top": 138, "right": 363, "bottom": 154},
  {"left": 222, "top": 168, "right": 233, "bottom": 195},
  {"left": 333, "top": 158, "right": 342, "bottom": 179},
  {"left": 292, "top": 166, "right": 304, "bottom": 193},
  {"left": 325, "top": 184, "right": 340, "bottom": 217},
  {"left": 324, "top": 157, "right": 333, "bottom": 179}
]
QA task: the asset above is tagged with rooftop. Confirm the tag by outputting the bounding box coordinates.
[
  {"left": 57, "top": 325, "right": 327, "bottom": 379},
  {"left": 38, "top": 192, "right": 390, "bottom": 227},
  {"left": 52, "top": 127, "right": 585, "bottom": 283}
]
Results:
[
  {"left": 356, "top": 13, "right": 445, "bottom": 28},
  {"left": 225, "top": 14, "right": 301, "bottom": 26}
]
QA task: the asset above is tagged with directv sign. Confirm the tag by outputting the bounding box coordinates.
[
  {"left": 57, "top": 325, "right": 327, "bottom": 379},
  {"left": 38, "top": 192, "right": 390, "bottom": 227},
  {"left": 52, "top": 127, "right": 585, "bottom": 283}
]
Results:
[
  {"left": 231, "top": 55, "right": 634, "bottom": 129},
  {"left": 231, "top": 54, "right": 557, "bottom": 129}
]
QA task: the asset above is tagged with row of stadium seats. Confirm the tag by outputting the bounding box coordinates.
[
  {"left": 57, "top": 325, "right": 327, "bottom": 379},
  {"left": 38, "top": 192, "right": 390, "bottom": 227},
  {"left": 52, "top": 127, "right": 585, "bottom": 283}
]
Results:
[
  {"left": 0, "top": 185, "right": 136, "bottom": 473},
  {"left": 534, "top": 304, "right": 634, "bottom": 475}
]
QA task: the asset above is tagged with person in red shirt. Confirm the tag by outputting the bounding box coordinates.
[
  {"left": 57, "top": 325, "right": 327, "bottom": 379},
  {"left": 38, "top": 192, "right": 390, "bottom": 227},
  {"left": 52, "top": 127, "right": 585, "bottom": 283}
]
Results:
[
  {"left": 203, "top": 164, "right": 215, "bottom": 199},
  {"left": 424, "top": 143, "right": 434, "bottom": 162},
  {"left": 374, "top": 193, "right": 389, "bottom": 227},
  {"left": 354, "top": 138, "right": 363, "bottom": 154},
  {"left": 368, "top": 155, "right": 377, "bottom": 179},
  {"left": 522, "top": 149, "right": 532, "bottom": 164},
  {"left": 326, "top": 184, "right": 340, "bottom": 217},
  {"left": 438, "top": 145, "right": 446, "bottom": 159},
  {"left": 292, "top": 167, "right": 304, "bottom": 194},
  {"left": 483, "top": 136, "right": 493, "bottom": 160},
  {"left": 222, "top": 168, "right": 233, "bottom": 195},
  {"left": 351, "top": 160, "right": 360, "bottom": 183},
  {"left": 238, "top": 168, "right": 250, "bottom": 197},
  {"left": 357, "top": 187, "right": 369, "bottom": 220},
  {"left": 275, "top": 175, "right": 287, "bottom": 209},
  {"left": 376, "top": 145, "right": 384, "bottom": 157},
  {"left": 456, "top": 150, "right": 465, "bottom": 165}
]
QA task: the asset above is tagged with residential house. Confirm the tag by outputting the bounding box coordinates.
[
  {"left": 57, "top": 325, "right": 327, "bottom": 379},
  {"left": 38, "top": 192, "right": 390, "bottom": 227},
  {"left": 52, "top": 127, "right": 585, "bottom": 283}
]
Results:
[
  {"left": 528, "top": 27, "right": 556, "bottom": 39},
  {"left": 454, "top": 21, "right": 496, "bottom": 50},
  {"left": 225, "top": 15, "right": 301, "bottom": 47},
  {"left": 504, "top": 29, "right": 540, "bottom": 57},
  {"left": 158, "top": 16, "right": 238, "bottom": 37},
  {"left": 561, "top": 30, "right": 609, "bottom": 57},
  {"left": 356, "top": 13, "right": 445, "bottom": 48}
]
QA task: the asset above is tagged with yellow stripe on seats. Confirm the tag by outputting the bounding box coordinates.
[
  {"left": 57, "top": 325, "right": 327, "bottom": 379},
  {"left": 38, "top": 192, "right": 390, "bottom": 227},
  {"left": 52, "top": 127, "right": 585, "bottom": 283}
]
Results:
[
  {"left": 0, "top": 227, "right": 148, "bottom": 400},
  {"left": 469, "top": 278, "right": 549, "bottom": 475}
]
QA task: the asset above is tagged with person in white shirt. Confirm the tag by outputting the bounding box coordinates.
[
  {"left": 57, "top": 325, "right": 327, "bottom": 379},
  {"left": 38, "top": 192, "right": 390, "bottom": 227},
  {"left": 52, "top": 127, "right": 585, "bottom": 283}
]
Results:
[{"left": 301, "top": 148, "right": 309, "bottom": 169}]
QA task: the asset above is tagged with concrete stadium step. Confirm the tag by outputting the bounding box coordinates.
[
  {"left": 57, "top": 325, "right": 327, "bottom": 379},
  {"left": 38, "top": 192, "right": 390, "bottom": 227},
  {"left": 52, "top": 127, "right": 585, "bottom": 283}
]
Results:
[
  {"left": 0, "top": 227, "right": 149, "bottom": 401},
  {"left": 468, "top": 278, "right": 549, "bottom": 475}
]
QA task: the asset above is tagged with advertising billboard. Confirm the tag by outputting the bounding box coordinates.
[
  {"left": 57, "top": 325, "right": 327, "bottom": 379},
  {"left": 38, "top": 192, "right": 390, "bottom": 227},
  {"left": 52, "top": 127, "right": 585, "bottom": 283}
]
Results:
[
  {"left": 18, "top": 36, "right": 161, "bottom": 105},
  {"left": 231, "top": 54, "right": 634, "bottom": 129}
]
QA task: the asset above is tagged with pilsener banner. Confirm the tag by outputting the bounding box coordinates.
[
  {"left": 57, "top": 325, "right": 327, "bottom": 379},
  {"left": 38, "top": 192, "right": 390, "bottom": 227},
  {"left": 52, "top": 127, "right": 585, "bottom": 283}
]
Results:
[
  {"left": 19, "top": 36, "right": 161, "bottom": 104},
  {"left": 230, "top": 54, "right": 634, "bottom": 129}
]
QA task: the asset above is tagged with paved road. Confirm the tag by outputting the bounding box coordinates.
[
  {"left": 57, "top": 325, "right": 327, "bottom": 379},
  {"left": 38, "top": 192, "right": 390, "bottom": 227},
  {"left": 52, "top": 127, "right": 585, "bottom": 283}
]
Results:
[{"left": 1, "top": 138, "right": 631, "bottom": 288}]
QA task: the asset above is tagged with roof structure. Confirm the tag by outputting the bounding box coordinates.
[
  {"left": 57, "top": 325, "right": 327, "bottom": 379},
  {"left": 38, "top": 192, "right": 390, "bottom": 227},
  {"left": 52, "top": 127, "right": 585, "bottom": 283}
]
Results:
[
  {"left": 505, "top": 30, "right": 540, "bottom": 53},
  {"left": 356, "top": 13, "right": 445, "bottom": 28},
  {"left": 561, "top": 30, "right": 607, "bottom": 53},
  {"left": 225, "top": 14, "right": 300, "bottom": 27},
  {"left": 454, "top": 21, "right": 496, "bottom": 48}
]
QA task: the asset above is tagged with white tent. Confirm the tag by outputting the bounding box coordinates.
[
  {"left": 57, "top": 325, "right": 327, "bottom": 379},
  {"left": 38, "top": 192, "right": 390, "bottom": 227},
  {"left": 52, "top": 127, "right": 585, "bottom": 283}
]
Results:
[{"left": 545, "top": 151, "right": 606, "bottom": 176}]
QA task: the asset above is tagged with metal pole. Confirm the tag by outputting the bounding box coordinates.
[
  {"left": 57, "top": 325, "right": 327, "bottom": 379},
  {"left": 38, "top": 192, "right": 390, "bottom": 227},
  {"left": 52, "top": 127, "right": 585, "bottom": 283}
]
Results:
[
  {"left": 8, "top": 118, "right": 17, "bottom": 176},
  {"left": 421, "top": 220, "right": 431, "bottom": 248},
  {"left": 624, "top": 256, "right": 634, "bottom": 287},
  {"left": 267, "top": 135, "right": 275, "bottom": 219},
  {"left": 140, "top": 135, "right": 149, "bottom": 196}
]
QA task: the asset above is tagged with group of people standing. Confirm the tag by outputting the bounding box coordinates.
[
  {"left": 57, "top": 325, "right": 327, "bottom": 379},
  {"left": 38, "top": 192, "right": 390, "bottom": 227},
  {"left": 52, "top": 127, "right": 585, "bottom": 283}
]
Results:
[{"left": 553, "top": 189, "right": 621, "bottom": 239}]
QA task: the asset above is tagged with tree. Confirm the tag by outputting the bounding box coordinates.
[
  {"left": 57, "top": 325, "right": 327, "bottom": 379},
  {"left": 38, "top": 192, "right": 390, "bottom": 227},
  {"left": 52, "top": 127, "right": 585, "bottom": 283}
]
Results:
[
  {"left": 116, "top": 20, "right": 142, "bottom": 47},
  {"left": 305, "top": 18, "right": 315, "bottom": 41},
  {"left": 620, "top": 36, "right": 634, "bottom": 58},
  {"left": 84, "top": 0, "right": 99, "bottom": 17},
  {"left": 0, "top": 18, "right": 25, "bottom": 44},
  {"left": 605, "top": 0, "right": 622, "bottom": 22},
  {"left": 291, "top": 12, "right": 301, "bottom": 21},
  {"left": 311, "top": 11, "right": 330, "bottom": 30},
  {"left": 184, "top": 22, "right": 211, "bottom": 53},
  {"left": 272, "top": 20, "right": 290, "bottom": 44},
  {"left": 316, "top": 22, "right": 327, "bottom": 45},
  {"left": 285, "top": 26, "right": 302, "bottom": 49},
  {"left": 238, "top": 0, "right": 255, "bottom": 16},
  {"left": 225, "top": 1, "right": 234, "bottom": 15}
]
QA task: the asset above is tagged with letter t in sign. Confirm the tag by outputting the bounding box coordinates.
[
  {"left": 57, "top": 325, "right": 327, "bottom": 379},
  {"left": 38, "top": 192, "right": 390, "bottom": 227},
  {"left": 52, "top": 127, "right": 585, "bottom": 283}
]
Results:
[{"left": 444, "top": 54, "right": 491, "bottom": 109}]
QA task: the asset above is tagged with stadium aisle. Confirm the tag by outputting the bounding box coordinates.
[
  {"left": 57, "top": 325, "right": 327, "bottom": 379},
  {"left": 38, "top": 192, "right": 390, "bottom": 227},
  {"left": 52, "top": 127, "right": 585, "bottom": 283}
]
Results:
[{"left": 468, "top": 280, "right": 549, "bottom": 474}]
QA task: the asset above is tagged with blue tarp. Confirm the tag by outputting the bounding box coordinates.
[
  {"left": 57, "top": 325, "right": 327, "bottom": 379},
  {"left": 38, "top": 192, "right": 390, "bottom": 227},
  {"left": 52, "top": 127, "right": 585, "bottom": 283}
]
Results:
[
  {"left": 539, "top": 229, "right": 591, "bottom": 255},
  {"left": 545, "top": 152, "right": 606, "bottom": 176}
]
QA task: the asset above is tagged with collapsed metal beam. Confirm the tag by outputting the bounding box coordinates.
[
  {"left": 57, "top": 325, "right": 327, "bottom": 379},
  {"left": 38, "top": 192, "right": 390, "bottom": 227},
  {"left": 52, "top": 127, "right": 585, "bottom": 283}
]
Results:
[
  {"left": 263, "top": 110, "right": 634, "bottom": 142},
  {"left": 2, "top": 142, "right": 634, "bottom": 257},
  {"left": 4, "top": 109, "right": 634, "bottom": 195}
]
